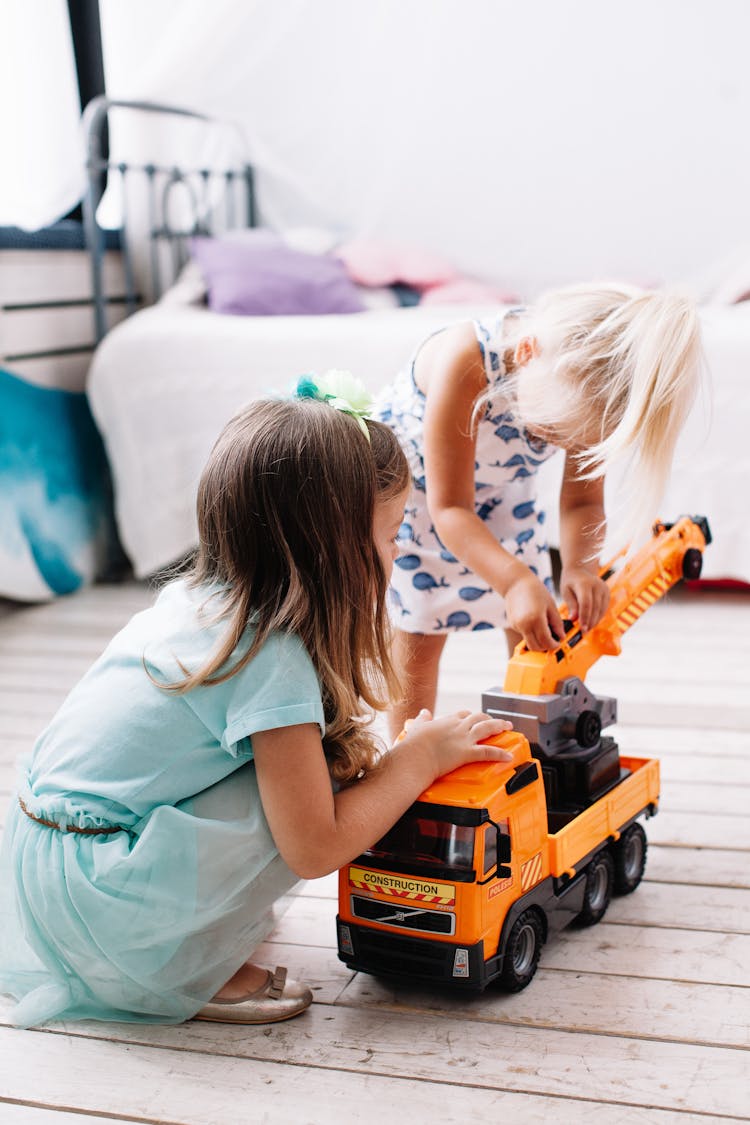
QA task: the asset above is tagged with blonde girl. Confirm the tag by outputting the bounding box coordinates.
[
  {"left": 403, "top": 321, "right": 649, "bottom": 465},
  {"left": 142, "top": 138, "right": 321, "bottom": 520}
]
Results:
[
  {"left": 0, "top": 382, "right": 512, "bottom": 1029},
  {"left": 374, "top": 283, "right": 703, "bottom": 738}
]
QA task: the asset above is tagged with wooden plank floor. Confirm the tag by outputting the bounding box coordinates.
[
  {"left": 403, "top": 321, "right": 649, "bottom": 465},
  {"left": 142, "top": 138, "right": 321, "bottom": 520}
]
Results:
[{"left": 0, "top": 581, "right": 749, "bottom": 1124}]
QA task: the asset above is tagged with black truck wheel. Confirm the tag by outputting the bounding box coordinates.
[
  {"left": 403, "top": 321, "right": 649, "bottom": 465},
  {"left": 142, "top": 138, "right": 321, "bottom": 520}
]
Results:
[
  {"left": 574, "top": 849, "right": 614, "bottom": 927},
  {"left": 499, "top": 909, "right": 544, "bottom": 992},
  {"left": 613, "top": 822, "right": 647, "bottom": 894}
]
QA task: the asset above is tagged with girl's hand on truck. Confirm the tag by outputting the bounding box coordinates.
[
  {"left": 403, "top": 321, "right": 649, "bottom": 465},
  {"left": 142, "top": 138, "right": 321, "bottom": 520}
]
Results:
[{"left": 398, "top": 709, "right": 514, "bottom": 778}]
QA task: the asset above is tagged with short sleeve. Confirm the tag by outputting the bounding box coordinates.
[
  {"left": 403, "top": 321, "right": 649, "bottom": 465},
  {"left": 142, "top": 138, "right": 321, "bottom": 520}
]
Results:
[{"left": 185, "top": 630, "right": 325, "bottom": 758}]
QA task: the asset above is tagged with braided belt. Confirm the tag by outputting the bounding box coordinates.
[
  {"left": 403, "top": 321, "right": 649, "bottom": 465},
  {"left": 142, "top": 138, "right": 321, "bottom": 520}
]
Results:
[{"left": 18, "top": 795, "right": 127, "bottom": 836}]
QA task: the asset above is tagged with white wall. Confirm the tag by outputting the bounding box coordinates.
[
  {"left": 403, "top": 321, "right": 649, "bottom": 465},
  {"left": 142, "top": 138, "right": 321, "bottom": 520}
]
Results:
[{"left": 100, "top": 0, "right": 750, "bottom": 297}]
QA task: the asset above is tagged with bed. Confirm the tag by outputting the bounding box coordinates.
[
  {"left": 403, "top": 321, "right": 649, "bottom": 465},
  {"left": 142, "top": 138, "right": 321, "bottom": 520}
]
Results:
[{"left": 84, "top": 99, "right": 750, "bottom": 586}]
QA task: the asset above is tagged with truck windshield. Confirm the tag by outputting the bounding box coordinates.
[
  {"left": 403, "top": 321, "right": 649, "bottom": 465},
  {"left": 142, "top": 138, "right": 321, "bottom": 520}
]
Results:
[{"left": 364, "top": 814, "right": 476, "bottom": 876}]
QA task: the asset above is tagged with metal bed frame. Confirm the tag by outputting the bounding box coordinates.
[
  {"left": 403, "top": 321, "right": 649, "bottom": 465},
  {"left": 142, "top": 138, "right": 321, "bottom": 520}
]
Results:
[{"left": 81, "top": 97, "right": 256, "bottom": 341}]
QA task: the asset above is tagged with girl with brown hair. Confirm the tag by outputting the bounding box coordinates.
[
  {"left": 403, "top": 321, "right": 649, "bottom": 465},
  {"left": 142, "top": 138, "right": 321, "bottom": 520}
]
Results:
[{"left": 0, "top": 374, "right": 512, "bottom": 1028}]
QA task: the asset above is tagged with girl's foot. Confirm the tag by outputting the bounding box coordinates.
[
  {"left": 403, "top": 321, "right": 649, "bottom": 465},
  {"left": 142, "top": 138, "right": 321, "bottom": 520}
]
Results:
[
  {"left": 211, "top": 960, "right": 270, "bottom": 1001},
  {"left": 194, "top": 964, "right": 313, "bottom": 1025}
]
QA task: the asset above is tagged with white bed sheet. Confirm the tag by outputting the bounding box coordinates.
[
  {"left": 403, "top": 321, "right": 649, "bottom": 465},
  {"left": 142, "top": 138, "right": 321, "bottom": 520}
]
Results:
[
  {"left": 88, "top": 296, "right": 498, "bottom": 576},
  {"left": 88, "top": 293, "right": 750, "bottom": 583}
]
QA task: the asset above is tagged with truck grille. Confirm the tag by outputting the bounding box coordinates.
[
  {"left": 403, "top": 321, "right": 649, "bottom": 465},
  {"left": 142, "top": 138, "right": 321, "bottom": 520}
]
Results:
[{"left": 350, "top": 895, "right": 455, "bottom": 935}]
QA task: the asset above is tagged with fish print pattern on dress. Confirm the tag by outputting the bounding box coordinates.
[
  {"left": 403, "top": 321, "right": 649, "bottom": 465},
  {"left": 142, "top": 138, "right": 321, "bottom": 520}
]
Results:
[{"left": 372, "top": 313, "right": 560, "bottom": 633}]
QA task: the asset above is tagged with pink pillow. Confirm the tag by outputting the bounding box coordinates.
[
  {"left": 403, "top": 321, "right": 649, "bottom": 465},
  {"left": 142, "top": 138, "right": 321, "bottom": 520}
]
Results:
[
  {"left": 336, "top": 238, "right": 459, "bottom": 289},
  {"left": 420, "top": 278, "right": 521, "bottom": 306}
]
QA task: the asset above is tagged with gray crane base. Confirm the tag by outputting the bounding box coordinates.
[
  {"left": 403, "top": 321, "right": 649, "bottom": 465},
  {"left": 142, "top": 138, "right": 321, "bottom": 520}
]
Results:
[{"left": 481, "top": 676, "right": 617, "bottom": 757}]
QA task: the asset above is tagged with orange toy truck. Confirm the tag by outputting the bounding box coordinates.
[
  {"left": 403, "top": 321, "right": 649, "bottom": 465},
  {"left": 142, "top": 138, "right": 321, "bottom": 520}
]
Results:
[{"left": 337, "top": 516, "right": 711, "bottom": 991}]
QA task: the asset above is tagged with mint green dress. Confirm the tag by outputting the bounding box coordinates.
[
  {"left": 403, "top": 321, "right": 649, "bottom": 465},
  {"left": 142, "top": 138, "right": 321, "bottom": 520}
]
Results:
[{"left": 0, "top": 580, "right": 324, "bottom": 1027}]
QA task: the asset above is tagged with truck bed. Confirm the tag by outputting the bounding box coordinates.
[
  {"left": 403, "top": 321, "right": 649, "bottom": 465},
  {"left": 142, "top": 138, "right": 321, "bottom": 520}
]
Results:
[{"left": 547, "top": 755, "right": 660, "bottom": 877}]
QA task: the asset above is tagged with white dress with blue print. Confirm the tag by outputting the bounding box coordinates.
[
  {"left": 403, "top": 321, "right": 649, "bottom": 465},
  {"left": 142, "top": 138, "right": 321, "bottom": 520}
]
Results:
[{"left": 373, "top": 314, "right": 560, "bottom": 633}]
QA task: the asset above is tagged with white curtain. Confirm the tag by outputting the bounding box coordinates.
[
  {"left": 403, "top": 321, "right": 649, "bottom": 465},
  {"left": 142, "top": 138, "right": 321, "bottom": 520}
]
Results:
[
  {"left": 5, "top": 0, "right": 747, "bottom": 286},
  {"left": 97, "top": 0, "right": 750, "bottom": 297},
  {"left": 0, "top": 0, "right": 85, "bottom": 230}
]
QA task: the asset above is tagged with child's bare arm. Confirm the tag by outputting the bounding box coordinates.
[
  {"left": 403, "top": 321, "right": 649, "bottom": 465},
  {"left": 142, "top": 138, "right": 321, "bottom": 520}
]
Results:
[
  {"left": 419, "top": 325, "right": 533, "bottom": 593},
  {"left": 418, "top": 324, "right": 563, "bottom": 647},
  {"left": 558, "top": 459, "right": 609, "bottom": 630},
  {"left": 252, "top": 712, "right": 512, "bottom": 880}
]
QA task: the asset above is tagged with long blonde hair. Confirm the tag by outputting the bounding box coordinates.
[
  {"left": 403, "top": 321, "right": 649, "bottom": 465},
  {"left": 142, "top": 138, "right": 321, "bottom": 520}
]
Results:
[
  {"left": 482, "top": 282, "right": 704, "bottom": 540},
  {"left": 162, "top": 397, "right": 409, "bottom": 785}
]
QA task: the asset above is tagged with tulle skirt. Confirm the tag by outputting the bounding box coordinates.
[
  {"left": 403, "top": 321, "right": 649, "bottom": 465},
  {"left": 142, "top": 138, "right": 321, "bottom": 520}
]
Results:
[{"left": 0, "top": 762, "right": 300, "bottom": 1027}]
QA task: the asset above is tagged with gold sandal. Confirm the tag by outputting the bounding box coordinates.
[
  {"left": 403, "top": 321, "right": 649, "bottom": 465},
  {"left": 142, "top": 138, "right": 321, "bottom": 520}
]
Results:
[{"left": 194, "top": 966, "right": 313, "bottom": 1024}]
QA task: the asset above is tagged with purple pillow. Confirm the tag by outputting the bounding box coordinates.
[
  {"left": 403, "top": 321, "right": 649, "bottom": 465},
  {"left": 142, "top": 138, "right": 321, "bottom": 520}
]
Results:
[{"left": 191, "top": 235, "right": 366, "bottom": 316}]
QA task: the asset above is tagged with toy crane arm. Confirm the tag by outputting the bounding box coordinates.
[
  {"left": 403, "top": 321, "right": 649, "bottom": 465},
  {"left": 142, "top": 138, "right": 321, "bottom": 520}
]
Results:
[{"left": 502, "top": 516, "right": 711, "bottom": 698}]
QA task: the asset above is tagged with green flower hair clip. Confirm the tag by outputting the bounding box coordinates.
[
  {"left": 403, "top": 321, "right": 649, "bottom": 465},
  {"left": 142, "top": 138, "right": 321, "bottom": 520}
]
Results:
[{"left": 293, "top": 369, "right": 373, "bottom": 438}]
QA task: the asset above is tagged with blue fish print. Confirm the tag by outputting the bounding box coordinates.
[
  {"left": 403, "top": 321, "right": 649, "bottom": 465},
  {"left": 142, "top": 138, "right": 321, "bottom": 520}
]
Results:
[
  {"left": 495, "top": 424, "right": 521, "bottom": 442},
  {"left": 398, "top": 521, "right": 422, "bottom": 547},
  {"left": 515, "top": 528, "right": 534, "bottom": 550},
  {"left": 537, "top": 511, "right": 546, "bottom": 524},
  {"left": 459, "top": 586, "right": 489, "bottom": 601},
  {"left": 472, "top": 621, "right": 494, "bottom": 631},
  {"left": 511, "top": 467, "right": 532, "bottom": 480},
  {"left": 436, "top": 611, "right": 472, "bottom": 629},
  {"left": 512, "top": 500, "right": 536, "bottom": 520},
  {"left": 395, "top": 553, "right": 421, "bottom": 570},
  {"left": 439, "top": 548, "right": 459, "bottom": 564},
  {"left": 477, "top": 497, "right": 503, "bottom": 520},
  {"left": 413, "top": 572, "right": 450, "bottom": 592}
]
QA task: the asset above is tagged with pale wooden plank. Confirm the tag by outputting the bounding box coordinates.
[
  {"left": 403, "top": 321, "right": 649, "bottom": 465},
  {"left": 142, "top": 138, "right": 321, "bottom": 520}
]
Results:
[
  {"left": 647, "top": 810, "right": 750, "bottom": 850},
  {"left": 658, "top": 754, "right": 750, "bottom": 784},
  {"left": 648, "top": 845, "right": 749, "bottom": 889},
  {"left": 660, "top": 779, "right": 749, "bottom": 816},
  {"left": 295, "top": 873, "right": 339, "bottom": 899},
  {"left": 2, "top": 585, "right": 153, "bottom": 624},
  {"left": 338, "top": 970, "right": 749, "bottom": 1049},
  {"left": 275, "top": 881, "right": 750, "bottom": 952},
  {"left": 3, "top": 1025, "right": 727, "bottom": 1125},
  {"left": 263, "top": 918, "right": 750, "bottom": 991},
  {"left": 534, "top": 921, "right": 750, "bottom": 987},
  {"left": 0, "top": 633, "right": 119, "bottom": 660},
  {"left": 1, "top": 580, "right": 748, "bottom": 1123},
  {"left": 1, "top": 1007, "right": 747, "bottom": 1119},
  {"left": 605, "top": 880, "right": 750, "bottom": 932},
  {"left": 0, "top": 1108, "right": 128, "bottom": 1125},
  {"left": 613, "top": 725, "right": 750, "bottom": 755}
]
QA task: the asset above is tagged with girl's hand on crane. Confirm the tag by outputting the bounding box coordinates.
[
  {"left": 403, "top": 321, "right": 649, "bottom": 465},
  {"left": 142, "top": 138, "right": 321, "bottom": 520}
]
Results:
[
  {"left": 559, "top": 566, "right": 610, "bottom": 632},
  {"left": 503, "top": 571, "right": 566, "bottom": 651},
  {"left": 397, "top": 709, "right": 513, "bottom": 779}
]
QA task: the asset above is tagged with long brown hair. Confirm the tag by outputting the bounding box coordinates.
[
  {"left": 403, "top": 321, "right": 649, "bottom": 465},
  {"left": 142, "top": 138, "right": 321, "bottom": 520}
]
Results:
[{"left": 163, "top": 397, "right": 409, "bottom": 784}]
